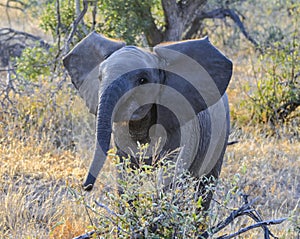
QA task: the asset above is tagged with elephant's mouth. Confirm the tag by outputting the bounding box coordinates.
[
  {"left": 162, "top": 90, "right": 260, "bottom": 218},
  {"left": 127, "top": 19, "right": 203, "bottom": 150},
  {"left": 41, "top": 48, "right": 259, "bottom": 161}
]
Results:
[
  {"left": 129, "top": 104, "right": 151, "bottom": 121},
  {"left": 129, "top": 104, "right": 156, "bottom": 144},
  {"left": 113, "top": 100, "right": 154, "bottom": 123}
]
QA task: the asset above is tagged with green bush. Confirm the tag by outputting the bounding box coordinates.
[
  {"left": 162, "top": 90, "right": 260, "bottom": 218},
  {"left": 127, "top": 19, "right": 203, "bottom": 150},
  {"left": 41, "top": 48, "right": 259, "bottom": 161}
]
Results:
[
  {"left": 97, "top": 0, "right": 163, "bottom": 45},
  {"left": 241, "top": 3, "right": 300, "bottom": 126},
  {"left": 244, "top": 39, "right": 299, "bottom": 125},
  {"left": 70, "top": 145, "right": 215, "bottom": 238},
  {"left": 40, "top": 0, "right": 75, "bottom": 38},
  {"left": 15, "top": 46, "right": 54, "bottom": 81}
]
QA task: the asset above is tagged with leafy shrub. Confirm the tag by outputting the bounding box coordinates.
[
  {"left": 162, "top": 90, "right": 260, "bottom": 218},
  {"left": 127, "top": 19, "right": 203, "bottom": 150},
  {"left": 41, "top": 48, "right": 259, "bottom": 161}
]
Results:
[
  {"left": 241, "top": 3, "right": 300, "bottom": 126},
  {"left": 244, "top": 38, "right": 299, "bottom": 125},
  {"left": 40, "top": 0, "right": 75, "bottom": 38},
  {"left": 97, "top": 0, "right": 163, "bottom": 45},
  {"left": 70, "top": 145, "right": 214, "bottom": 238},
  {"left": 15, "top": 45, "right": 54, "bottom": 81}
]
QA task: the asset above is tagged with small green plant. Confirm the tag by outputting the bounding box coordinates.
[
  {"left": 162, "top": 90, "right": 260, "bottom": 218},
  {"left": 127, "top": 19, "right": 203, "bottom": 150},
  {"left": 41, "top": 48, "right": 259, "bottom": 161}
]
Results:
[
  {"left": 69, "top": 146, "right": 289, "bottom": 238},
  {"left": 15, "top": 45, "right": 54, "bottom": 81},
  {"left": 70, "top": 145, "right": 213, "bottom": 238},
  {"left": 243, "top": 4, "right": 300, "bottom": 126},
  {"left": 40, "top": 0, "right": 75, "bottom": 39},
  {"left": 245, "top": 38, "right": 299, "bottom": 125}
]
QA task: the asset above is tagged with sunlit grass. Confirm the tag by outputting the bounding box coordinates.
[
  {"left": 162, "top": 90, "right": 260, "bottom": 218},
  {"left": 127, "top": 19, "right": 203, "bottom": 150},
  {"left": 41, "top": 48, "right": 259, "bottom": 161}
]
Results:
[
  {"left": 0, "top": 66, "right": 299, "bottom": 238},
  {"left": 1, "top": 123, "right": 299, "bottom": 237},
  {"left": 0, "top": 132, "right": 88, "bottom": 237},
  {"left": 0, "top": 2, "right": 299, "bottom": 236},
  {"left": 216, "top": 130, "right": 300, "bottom": 237}
]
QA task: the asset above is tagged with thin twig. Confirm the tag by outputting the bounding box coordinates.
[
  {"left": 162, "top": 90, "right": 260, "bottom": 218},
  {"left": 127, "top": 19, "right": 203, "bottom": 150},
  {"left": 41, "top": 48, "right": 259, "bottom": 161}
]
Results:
[
  {"left": 91, "top": 0, "right": 98, "bottom": 31},
  {"left": 94, "top": 200, "right": 132, "bottom": 236},
  {"left": 217, "top": 218, "right": 287, "bottom": 239},
  {"left": 64, "top": 0, "right": 88, "bottom": 54},
  {"left": 190, "top": 8, "right": 261, "bottom": 51},
  {"left": 72, "top": 230, "right": 96, "bottom": 239},
  {"left": 199, "top": 196, "right": 287, "bottom": 239},
  {"left": 94, "top": 201, "right": 118, "bottom": 217},
  {"left": 0, "top": 27, "right": 50, "bottom": 49},
  {"left": 0, "top": 2, "right": 24, "bottom": 11}
]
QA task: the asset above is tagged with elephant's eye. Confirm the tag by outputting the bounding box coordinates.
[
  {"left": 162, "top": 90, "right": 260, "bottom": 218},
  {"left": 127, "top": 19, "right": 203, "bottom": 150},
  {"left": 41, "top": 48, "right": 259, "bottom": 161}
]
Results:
[{"left": 138, "top": 78, "right": 148, "bottom": 85}]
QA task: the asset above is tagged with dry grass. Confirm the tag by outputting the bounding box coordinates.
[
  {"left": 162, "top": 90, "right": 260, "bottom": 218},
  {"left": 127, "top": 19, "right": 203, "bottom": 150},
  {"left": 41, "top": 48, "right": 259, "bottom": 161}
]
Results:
[
  {"left": 1, "top": 122, "right": 299, "bottom": 238},
  {"left": 0, "top": 95, "right": 115, "bottom": 238},
  {"left": 0, "top": 2, "right": 299, "bottom": 237},
  {"left": 213, "top": 128, "right": 300, "bottom": 238},
  {"left": 0, "top": 133, "right": 88, "bottom": 238}
]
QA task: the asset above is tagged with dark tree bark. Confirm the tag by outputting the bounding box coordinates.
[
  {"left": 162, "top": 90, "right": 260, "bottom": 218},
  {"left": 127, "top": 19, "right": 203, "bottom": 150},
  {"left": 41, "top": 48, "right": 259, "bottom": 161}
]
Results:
[
  {"left": 143, "top": 0, "right": 258, "bottom": 48},
  {"left": 134, "top": 1, "right": 163, "bottom": 46},
  {"left": 159, "top": 0, "right": 207, "bottom": 42}
]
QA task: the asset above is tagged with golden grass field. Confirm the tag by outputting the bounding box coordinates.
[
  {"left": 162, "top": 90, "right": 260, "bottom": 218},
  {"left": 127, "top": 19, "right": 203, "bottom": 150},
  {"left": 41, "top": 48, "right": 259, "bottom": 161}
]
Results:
[
  {"left": 1, "top": 61, "right": 299, "bottom": 238},
  {"left": 1, "top": 113, "right": 299, "bottom": 238},
  {"left": 0, "top": 2, "right": 299, "bottom": 238}
]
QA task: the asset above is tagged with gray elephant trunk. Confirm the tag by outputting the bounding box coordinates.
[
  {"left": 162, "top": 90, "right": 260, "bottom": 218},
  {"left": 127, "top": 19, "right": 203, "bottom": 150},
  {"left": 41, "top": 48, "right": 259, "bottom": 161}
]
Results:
[{"left": 83, "top": 79, "right": 127, "bottom": 190}]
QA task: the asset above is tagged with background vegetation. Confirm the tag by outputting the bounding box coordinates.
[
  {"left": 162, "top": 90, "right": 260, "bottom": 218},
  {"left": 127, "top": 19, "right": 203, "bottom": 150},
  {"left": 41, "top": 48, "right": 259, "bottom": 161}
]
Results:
[{"left": 0, "top": 0, "right": 299, "bottom": 238}]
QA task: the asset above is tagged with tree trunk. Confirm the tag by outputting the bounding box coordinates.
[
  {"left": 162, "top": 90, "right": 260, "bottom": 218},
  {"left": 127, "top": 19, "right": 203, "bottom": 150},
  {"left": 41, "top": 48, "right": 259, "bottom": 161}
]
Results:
[{"left": 144, "top": 0, "right": 258, "bottom": 49}]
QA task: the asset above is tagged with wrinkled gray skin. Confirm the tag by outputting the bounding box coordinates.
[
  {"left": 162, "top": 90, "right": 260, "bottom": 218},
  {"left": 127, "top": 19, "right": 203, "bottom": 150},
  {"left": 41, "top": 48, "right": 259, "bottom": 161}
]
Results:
[{"left": 63, "top": 32, "right": 232, "bottom": 209}]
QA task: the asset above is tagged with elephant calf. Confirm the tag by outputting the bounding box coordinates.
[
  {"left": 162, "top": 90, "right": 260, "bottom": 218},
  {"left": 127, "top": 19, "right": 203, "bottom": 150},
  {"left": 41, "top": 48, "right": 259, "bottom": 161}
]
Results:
[{"left": 63, "top": 32, "right": 232, "bottom": 209}]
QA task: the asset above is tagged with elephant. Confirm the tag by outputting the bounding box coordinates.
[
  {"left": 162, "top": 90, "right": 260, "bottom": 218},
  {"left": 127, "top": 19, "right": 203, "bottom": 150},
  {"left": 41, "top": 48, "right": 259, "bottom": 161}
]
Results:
[{"left": 63, "top": 32, "right": 232, "bottom": 209}]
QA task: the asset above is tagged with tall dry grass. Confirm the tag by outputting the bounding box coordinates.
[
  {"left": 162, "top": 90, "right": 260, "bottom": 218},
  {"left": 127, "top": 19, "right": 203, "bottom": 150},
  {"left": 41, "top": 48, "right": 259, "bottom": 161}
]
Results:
[
  {"left": 0, "top": 1, "right": 299, "bottom": 237},
  {"left": 1, "top": 113, "right": 299, "bottom": 238},
  {"left": 0, "top": 73, "right": 299, "bottom": 238}
]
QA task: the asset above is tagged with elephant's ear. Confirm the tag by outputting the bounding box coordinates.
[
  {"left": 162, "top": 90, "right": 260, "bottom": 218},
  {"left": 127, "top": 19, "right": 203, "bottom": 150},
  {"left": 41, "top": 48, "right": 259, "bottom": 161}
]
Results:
[
  {"left": 154, "top": 37, "right": 232, "bottom": 113},
  {"left": 63, "top": 32, "right": 125, "bottom": 115}
]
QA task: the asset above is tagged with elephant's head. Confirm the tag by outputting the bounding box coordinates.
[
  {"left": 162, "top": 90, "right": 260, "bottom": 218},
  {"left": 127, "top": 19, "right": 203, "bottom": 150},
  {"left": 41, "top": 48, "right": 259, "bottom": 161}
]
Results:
[{"left": 63, "top": 32, "right": 232, "bottom": 191}]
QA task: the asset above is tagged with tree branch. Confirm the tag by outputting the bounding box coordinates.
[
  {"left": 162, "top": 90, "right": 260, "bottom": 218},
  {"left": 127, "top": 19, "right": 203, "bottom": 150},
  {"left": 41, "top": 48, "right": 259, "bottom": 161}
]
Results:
[
  {"left": 199, "top": 195, "right": 287, "bottom": 239},
  {"left": 91, "top": 0, "right": 98, "bottom": 31},
  {"left": 217, "top": 218, "right": 286, "bottom": 239},
  {"left": 75, "top": 0, "right": 88, "bottom": 35},
  {"left": 184, "top": 7, "right": 260, "bottom": 49},
  {"left": 72, "top": 231, "right": 97, "bottom": 239},
  {"left": 55, "top": 0, "right": 61, "bottom": 51},
  {"left": 0, "top": 28, "right": 50, "bottom": 49},
  {"left": 64, "top": 0, "right": 88, "bottom": 54},
  {"left": 0, "top": 0, "right": 27, "bottom": 11},
  {"left": 134, "top": 1, "right": 163, "bottom": 47}
]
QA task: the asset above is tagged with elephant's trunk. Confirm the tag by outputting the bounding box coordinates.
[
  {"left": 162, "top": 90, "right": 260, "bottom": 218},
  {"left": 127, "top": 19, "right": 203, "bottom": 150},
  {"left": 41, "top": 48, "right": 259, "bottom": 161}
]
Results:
[{"left": 83, "top": 79, "right": 127, "bottom": 190}]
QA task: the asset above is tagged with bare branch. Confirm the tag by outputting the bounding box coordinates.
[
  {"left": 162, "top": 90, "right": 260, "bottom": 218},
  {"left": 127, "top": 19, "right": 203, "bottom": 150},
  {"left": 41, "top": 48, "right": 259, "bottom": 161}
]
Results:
[
  {"left": 0, "top": 3, "right": 22, "bottom": 11},
  {"left": 203, "top": 8, "right": 259, "bottom": 47},
  {"left": 0, "top": 28, "right": 50, "bottom": 49},
  {"left": 64, "top": 0, "right": 88, "bottom": 54},
  {"left": 91, "top": 0, "right": 98, "bottom": 31},
  {"left": 0, "top": 28, "right": 50, "bottom": 68},
  {"left": 0, "top": 0, "right": 26, "bottom": 11},
  {"left": 75, "top": 0, "right": 88, "bottom": 35},
  {"left": 184, "top": 7, "right": 260, "bottom": 49},
  {"left": 94, "top": 201, "right": 119, "bottom": 217},
  {"left": 72, "top": 231, "right": 97, "bottom": 239},
  {"left": 217, "top": 218, "right": 287, "bottom": 239},
  {"left": 56, "top": 0, "right": 61, "bottom": 50},
  {"left": 199, "top": 196, "right": 287, "bottom": 239},
  {"left": 227, "top": 141, "right": 239, "bottom": 145}
]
